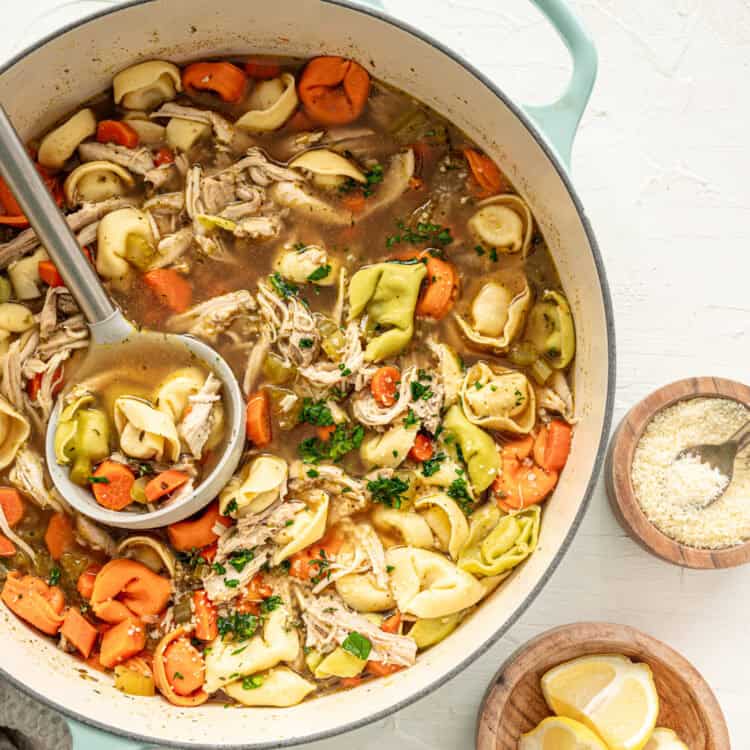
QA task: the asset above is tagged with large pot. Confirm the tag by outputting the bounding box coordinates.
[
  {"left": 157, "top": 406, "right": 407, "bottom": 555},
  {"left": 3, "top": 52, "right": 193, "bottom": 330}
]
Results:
[{"left": 0, "top": 1, "right": 615, "bottom": 747}]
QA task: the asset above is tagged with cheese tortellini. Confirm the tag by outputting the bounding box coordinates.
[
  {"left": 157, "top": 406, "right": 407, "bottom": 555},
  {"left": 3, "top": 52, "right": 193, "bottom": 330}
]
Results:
[
  {"left": 166, "top": 118, "right": 211, "bottom": 152},
  {"left": 360, "top": 423, "right": 418, "bottom": 469},
  {"left": 96, "top": 208, "right": 157, "bottom": 281},
  {"left": 113, "top": 60, "right": 182, "bottom": 110},
  {"left": 8, "top": 249, "right": 49, "bottom": 300},
  {"left": 289, "top": 148, "right": 366, "bottom": 190},
  {"left": 114, "top": 396, "right": 180, "bottom": 462},
  {"left": 37, "top": 109, "right": 97, "bottom": 169},
  {"left": 385, "top": 546, "right": 485, "bottom": 618},
  {"left": 0, "top": 396, "right": 30, "bottom": 471},
  {"left": 224, "top": 667, "right": 315, "bottom": 707},
  {"left": 274, "top": 244, "right": 339, "bottom": 286},
  {"left": 63, "top": 161, "right": 135, "bottom": 206},
  {"left": 272, "top": 489, "right": 328, "bottom": 564},
  {"left": 0, "top": 302, "right": 35, "bottom": 356},
  {"left": 236, "top": 73, "right": 299, "bottom": 132},
  {"left": 414, "top": 493, "right": 470, "bottom": 560},
  {"left": 468, "top": 194, "right": 533, "bottom": 257},
  {"left": 461, "top": 362, "right": 536, "bottom": 434},
  {"left": 335, "top": 571, "right": 396, "bottom": 612},
  {"left": 219, "top": 454, "right": 288, "bottom": 517},
  {"left": 371, "top": 505, "right": 434, "bottom": 549},
  {"left": 524, "top": 290, "right": 576, "bottom": 370}
]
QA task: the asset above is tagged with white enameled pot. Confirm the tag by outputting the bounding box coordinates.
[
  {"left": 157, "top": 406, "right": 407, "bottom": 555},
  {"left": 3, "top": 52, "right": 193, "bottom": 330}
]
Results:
[{"left": 0, "top": 1, "right": 615, "bottom": 747}]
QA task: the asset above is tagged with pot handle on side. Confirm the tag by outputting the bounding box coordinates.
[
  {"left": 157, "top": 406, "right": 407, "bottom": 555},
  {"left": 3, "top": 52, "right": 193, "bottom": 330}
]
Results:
[
  {"left": 524, "top": 0, "right": 598, "bottom": 168},
  {"left": 67, "top": 718, "right": 148, "bottom": 750}
]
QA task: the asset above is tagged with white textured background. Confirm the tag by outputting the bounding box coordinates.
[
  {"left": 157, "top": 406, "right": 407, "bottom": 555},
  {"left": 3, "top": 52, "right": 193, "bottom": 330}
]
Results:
[{"left": 1, "top": 1, "right": 749, "bottom": 748}]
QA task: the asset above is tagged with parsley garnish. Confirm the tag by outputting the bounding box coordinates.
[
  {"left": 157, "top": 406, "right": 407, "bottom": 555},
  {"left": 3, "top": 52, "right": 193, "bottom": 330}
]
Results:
[
  {"left": 307, "top": 469, "right": 320, "bottom": 478},
  {"left": 448, "top": 477, "right": 474, "bottom": 515},
  {"left": 342, "top": 632, "right": 372, "bottom": 660},
  {"left": 48, "top": 567, "right": 61, "bottom": 586},
  {"left": 242, "top": 675, "right": 264, "bottom": 690},
  {"left": 228, "top": 549, "right": 254, "bottom": 573},
  {"left": 223, "top": 499, "right": 238, "bottom": 516},
  {"left": 177, "top": 547, "right": 208, "bottom": 570},
  {"left": 410, "top": 380, "right": 433, "bottom": 401},
  {"left": 298, "top": 423, "right": 364, "bottom": 464},
  {"left": 421, "top": 452, "right": 446, "bottom": 477},
  {"left": 173, "top": 671, "right": 184, "bottom": 680},
  {"left": 307, "top": 264, "right": 331, "bottom": 282},
  {"left": 224, "top": 578, "right": 240, "bottom": 588},
  {"left": 212, "top": 561, "right": 227, "bottom": 575},
  {"left": 299, "top": 398, "right": 334, "bottom": 427},
  {"left": 217, "top": 611, "right": 259, "bottom": 641},
  {"left": 404, "top": 409, "right": 420, "bottom": 428},
  {"left": 260, "top": 595, "right": 283, "bottom": 613},
  {"left": 299, "top": 338, "right": 314, "bottom": 349},
  {"left": 269, "top": 272, "right": 298, "bottom": 299},
  {"left": 385, "top": 220, "right": 454, "bottom": 248},
  {"left": 310, "top": 549, "right": 331, "bottom": 585},
  {"left": 367, "top": 475, "right": 410, "bottom": 509},
  {"left": 88, "top": 476, "right": 110, "bottom": 484}
]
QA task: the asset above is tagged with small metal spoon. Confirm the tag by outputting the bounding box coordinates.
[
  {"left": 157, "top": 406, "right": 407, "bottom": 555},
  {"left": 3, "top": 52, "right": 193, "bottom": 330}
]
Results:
[
  {"left": 676, "top": 418, "right": 750, "bottom": 507},
  {"left": 0, "top": 106, "right": 245, "bottom": 530}
]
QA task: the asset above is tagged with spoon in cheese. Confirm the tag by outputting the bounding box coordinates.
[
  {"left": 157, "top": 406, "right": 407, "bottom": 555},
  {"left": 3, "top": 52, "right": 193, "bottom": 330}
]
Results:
[{"left": 0, "top": 106, "right": 246, "bottom": 529}]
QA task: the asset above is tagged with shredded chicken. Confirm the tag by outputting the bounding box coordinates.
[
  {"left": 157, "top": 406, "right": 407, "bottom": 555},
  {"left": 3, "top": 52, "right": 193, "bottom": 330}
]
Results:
[
  {"left": 9, "top": 448, "right": 66, "bottom": 513},
  {"left": 167, "top": 290, "right": 256, "bottom": 342},
  {"left": 230, "top": 147, "right": 304, "bottom": 187},
  {"left": 289, "top": 462, "right": 370, "bottom": 525},
  {"left": 234, "top": 215, "right": 281, "bottom": 240},
  {"left": 150, "top": 103, "right": 235, "bottom": 144},
  {"left": 1, "top": 330, "right": 38, "bottom": 415},
  {"left": 242, "top": 331, "right": 271, "bottom": 396},
  {"left": 179, "top": 373, "right": 222, "bottom": 458},
  {"left": 78, "top": 141, "right": 155, "bottom": 175},
  {"left": 352, "top": 365, "right": 415, "bottom": 428},
  {"left": 298, "top": 321, "right": 363, "bottom": 388},
  {"left": 75, "top": 514, "right": 116, "bottom": 557},
  {"left": 143, "top": 192, "right": 185, "bottom": 213},
  {"left": 152, "top": 227, "right": 194, "bottom": 269}
]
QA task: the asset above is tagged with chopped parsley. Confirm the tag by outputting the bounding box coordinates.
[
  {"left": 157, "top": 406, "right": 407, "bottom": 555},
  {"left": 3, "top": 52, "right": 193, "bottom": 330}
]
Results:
[
  {"left": 340, "top": 164, "right": 384, "bottom": 197},
  {"left": 421, "top": 452, "right": 446, "bottom": 478},
  {"left": 404, "top": 408, "right": 420, "bottom": 428},
  {"left": 310, "top": 549, "right": 331, "bottom": 585},
  {"left": 48, "top": 567, "right": 61, "bottom": 586},
  {"left": 228, "top": 549, "right": 255, "bottom": 573},
  {"left": 367, "top": 475, "right": 410, "bottom": 509},
  {"left": 298, "top": 423, "right": 364, "bottom": 464},
  {"left": 173, "top": 671, "right": 184, "bottom": 680},
  {"left": 212, "top": 561, "right": 227, "bottom": 575},
  {"left": 307, "top": 264, "right": 331, "bottom": 282},
  {"left": 224, "top": 578, "right": 240, "bottom": 588},
  {"left": 260, "top": 595, "right": 283, "bottom": 613},
  {"left": 447, "top": 477, "right": 474, "bottom": 515},
  {"left": 177, "top": 548, "right": 208, "bottom": 570},
  {"left": 385, "top": 219, "right": 454, "bottom": 248},
  {"left": 217, "top": 611, "right": 259, "bottom": 642},
  {"left": 269, "top": 272, "right": 299, "bottom": 299},
  {"left": 299, "top": 337, "right": 314, "bottom": 349},
  {"left": 342, "top": 632, "right": 372, "bottom": 660},
  {"left": 306, "top": 469, "right": 320, "bottom": 478},
  {"left": 223, "top": 499, "right": 238, "bottom": 516},
  {"left": 88, "top": 476, "right": 110, "bottom": 484},
  {"left": 410, "top": 380, "right": 433, "bottom": 401},
  {"left": 293, "top": 242, "right": 307, "bottom": 252},
  {"left": 299, "top": 398, "right": 334, "bottom": 427},
  {"left": 242, "top": 675, "right": 264, "bottom": 690}
]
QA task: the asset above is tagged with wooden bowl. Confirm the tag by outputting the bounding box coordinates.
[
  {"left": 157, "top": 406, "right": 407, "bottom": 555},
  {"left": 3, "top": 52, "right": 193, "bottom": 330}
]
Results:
[
  {"left": 606, "top": 376, "right": 750, "bottom": 569},
  {"left": 476, "top": 622, "right": 730, "bottom": 750}
]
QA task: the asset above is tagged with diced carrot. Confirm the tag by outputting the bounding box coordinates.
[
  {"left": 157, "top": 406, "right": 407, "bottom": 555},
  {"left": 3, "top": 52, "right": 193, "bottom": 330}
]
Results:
[
  {"left": 76, "top": 563, "right": 101, "bottom": 600},
  {"left": 0, "top": 214, "right": 30, "bottom": 227},
  {"left": 154, "top": 146, "right": 175, "bottom": 166},
  {"left": 283, "top": 108, "right": 315, "bottom": 133},
  {"left": 380, "top": 612, "right": 402, "bottom": 634},
  {"left": 366, "top": 661, "right": 403, "bottom": 677},
  {"left": 339, "top": 676, "right": 363, "bottom": 688},
  {"left": 0, "top": 174, "right": 24, "bottom": 217},
  {"left": 99, "top": 617, "right": 146, "bottom": 668},
  {"left": 503, "top": 435, "right": 534, "bottom": 461},
  {"left": 289, "top": 530, "right": 343, "bottom": 581},
  {"left": 163, "top": 636, "right": 205, "bottom": 696},
  {"left": 416, "top": 256, "right": 458, "bottom": 320},
  {"left": 143, "top": 269, "right": 193, "bottom": 314},
  {"left": 493, "top": 448, "right": 558, "bottom": 512},
  {"left": 463, "top": 147, "right": 506, "bottom": 196},
  {"left": 1, "top": 572, "right": 65, "bottom": 635},
  {"left": 38, "top": 260, "right": 64, "bottom": 287},
  {"left": 90, "top": 461, "right": 136, "bottom": 511},
  {"left": 247, "top": 573, "right": 273, "bottom": 600},
  {"left": 298, "top": 56, "right": 371, "bottom": 125},
  {"left": 96, "top": 120, "right": 139, "bottom": 149},
  {"left": 27, "top": 366, "right": 64, "bottom": 403},
  {"left": 0, "top": 164, "right": 62, "bottom": 228},
  {"left": 144, "top": 470, "right": 190, "bottom": 503},
  {"left": 370, "top": 366, "right": 400, "bottom": 408},
  {"left": 182, "top": 62, "right": 247, "bottom": 103},
  {"left": 44, "top": 512, "right": 75, "bottom": 561},
  {"left": 245, "top": 389, "right": 272, "bottom": 447},
  {"left": 410, "top": 139, "right": 438, "bottom": 175},
  {"left": 245, "top": 58, "right": 282, "bottom": 79},
  {"left": 0, "top": 488, "right": 25, "bottom": 527},
  {"left": 61, "top": 608, "right": 98, "bottom": 659},
  {"left": 316, "top": 424, "right": 336, "bottom": 442},
  {"left": 408, "top": 176, "right": 424, "bottom": 190},
  {"left": 90, "top": 559, "right": 172, "bottom": 624},
  {"left": 153, "top": 628, "right": 208, "bottom": 706},
  {"left": 167, "top": 500, "right": 231, "bottom": 552},
  {"left": 192, "top": 590, "right": 217, "bottom": 641},
  {"left": 199, "top": 542, "right": 217, "bottom": 563},
  {"left": 408, "top": 434, "right": 434, "bottom": 463},
  {"left": 341, "top": 191, "right": 366, "bottom": 213},
  {"left": 533, "top": 420, "right": 572, "bottom": 473},
  {"left": 0, "top": 535, "right": 16, "bottom": 557}
]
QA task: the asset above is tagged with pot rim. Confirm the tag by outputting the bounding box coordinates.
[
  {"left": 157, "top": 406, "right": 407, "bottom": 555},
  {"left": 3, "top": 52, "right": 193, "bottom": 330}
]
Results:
[{"left": 0, "top": 1, "right": 617, "bottom": 747}]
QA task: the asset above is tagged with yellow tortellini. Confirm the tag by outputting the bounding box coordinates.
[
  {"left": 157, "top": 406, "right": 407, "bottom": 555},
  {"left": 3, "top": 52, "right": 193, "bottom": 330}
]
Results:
[
  {"left": 385, "top": 546, "right": 485, "bottom": 618},
  {"left": 313, "top": 647, "right": 366, "bottom": 679},
  {"left": 524, "top": 290, "right": 576, "bottom": 370},
  {"left": 113, "top": 60, "right": 182, "bottom": 110},
  {"left": 335, "top": 571, "right": 396, "bottom": 612},
  {"left": 468, "top": 194, "right": 533, "bottom": 257},
  {"left": 236, "top": 73, "right": 299, "bottom": 132},
  {"left": 371, "top": 505, "right": 434, "bottom": 549},
  {"left": 430, "top": 342, "right": 463, "bottom": 409},
  {"left": 166, "top": 118, "right": 211, "bottom": 152},
  {"left": 360, "top": 423, "right": 418, "bottom": 469},
  {"left": 348, "top": 261, "right": 427, "bottom": 361},
  {"left": 219, "top": 454, "right": 288, "bottom": 517},
  {"left": 461, "top": 362, "right": 536, "bottom": 434},
  {"left": 441, "top": 404, "right": 500, "bottom": 493},
  {"left": 455, "top": 280, "right": 531, "bottom": 352},
  {"left": 272, "top": 489, "right": 328, "bottom": 564},
  {"left": 114, "top": 396, "right": 180, "bottom": 462},
  {"left": 414, "top": 493, "right": 469, "bottom": 560},
  {"left": 289, "top": 148, "right": 366, "bottom": 190},
  {"left": 121, "top": 112, "right": 167, "bottom": 144},
  {"left": 274, "top": 244, "right": 339, "bottom": 286},
  {"left": 457, "top": 503, "right": 540, "bottom": 578},
  {"left": 409, "top": 613, "right": 462, "bottom": 650},
  {"left": 0, "top": 303, "right": 35, "bottom": 356},
  {"left": 204, "top": 607, "right": 299, "bottom": 693},
  {"left": 224, "top": 667, "right": 315, "bottom": 707},
  {"left": 37, "top": 109, "right": 97, "bottom": 170},
  {"left": 63, "top": 161, "right": 135, "bottom": 206},
  {"left": 96, "top": 208, "right": 157, "bottom": 281},
  {"left": 0, "top": 395, "right": 30, "bottom": 471},
  {"left": 8, "top": 248, "right": 49, "bottom": 300}
]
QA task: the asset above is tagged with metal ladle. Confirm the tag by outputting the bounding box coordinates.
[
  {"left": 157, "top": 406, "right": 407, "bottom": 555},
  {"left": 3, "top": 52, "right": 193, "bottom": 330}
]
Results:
[{"left": 0, "top": 106, "right": 245, "bottom": 529}]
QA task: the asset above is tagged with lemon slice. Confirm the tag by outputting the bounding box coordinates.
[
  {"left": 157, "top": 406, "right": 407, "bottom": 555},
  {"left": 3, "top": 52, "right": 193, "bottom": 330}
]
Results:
[
  {"left": 644, "top": 728, "right": 689, "bottom": 750},
  {"left": 541, "top": 654, "right": 659, "bottom": 750},
  {"left": 519, "top": 716, "right": 609, "bottom": 750}
]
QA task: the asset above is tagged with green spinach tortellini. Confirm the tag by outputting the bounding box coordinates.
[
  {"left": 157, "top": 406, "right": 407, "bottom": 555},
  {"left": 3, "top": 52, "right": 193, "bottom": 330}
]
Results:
[
  {"left": 524, "top": 290, "right": 576, "bottom": 370},
  {"left": 348, "top": 261, "right": 426, "bottom": 361},
  {"left": 458, "top": 504, "right": 540, "bottom": 577}
]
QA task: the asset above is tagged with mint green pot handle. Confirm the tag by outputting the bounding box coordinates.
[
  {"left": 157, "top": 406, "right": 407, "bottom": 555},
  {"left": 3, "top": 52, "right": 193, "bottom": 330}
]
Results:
[
  {"left": 67, "top": 718, "right": 150, "bottom": 750},
  {"left": 524, "top": 0, "right": 597, "bottom": 167}
]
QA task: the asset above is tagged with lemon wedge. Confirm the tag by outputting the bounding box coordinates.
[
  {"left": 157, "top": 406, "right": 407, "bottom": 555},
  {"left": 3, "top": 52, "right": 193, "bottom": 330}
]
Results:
[
  {"left": 519, "top": 716, "right": 609, "bottom": 750},
  {"left": 644, "top": 728, "right": 689, "bottom": 750},
  {"left": 541, "top": 654, "right": 659, "bottom": 750}
]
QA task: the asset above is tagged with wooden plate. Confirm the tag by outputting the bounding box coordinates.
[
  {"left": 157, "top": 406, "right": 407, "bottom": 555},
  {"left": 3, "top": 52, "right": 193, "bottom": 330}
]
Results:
[
  {"left": 606, "top": 376, "right": 750, "bottom": 569},
  {"left": 476, "top": 622, "right": 730, "bottom": 750}
]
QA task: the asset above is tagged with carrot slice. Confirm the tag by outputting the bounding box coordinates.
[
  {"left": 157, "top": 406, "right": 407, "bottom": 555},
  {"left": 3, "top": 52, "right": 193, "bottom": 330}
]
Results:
[
  {"left": 341, "top": 191, "right": 366, "bottom": 214},
  {"left": 463, "top": 148, "right": 506, "bottom": 195},
  {"left": 289, "top": 530, "right": 343, "bottom": 581},
  {"left": 143, "top": 269, "right": 193, "bottom": 313},
  {"left": 154, "top": 146, "right": 175, "bottom": 166},
  {"left": 99, "top": 617, "right": 146, "bottom": 668},
  {"left": 1, "top": 572, "right": 65, "bottom": 635},
  {"left": 503, "top": 435, "right": 534, "bottom": 461},
  {"left": 339, "top": 676, "right": 363, "bottom": 688},
  {"left": 245, "top": 389, "right": 272, "bottom": 447},
  {"left": 76, "top": 563, "right": 101, "bottom": 600},
  {"left": 198, "top": 542, "right": 217, "bottom": 563},
  {"left": 144, "top": 470, "right": 190, "bottom": 503},
  {"left": 44, "top": 512, "right": 75, "bottom": 561},
  {"left": 38, "top": 260, "right": 64, "bottom": 288},
  {"left": 245, "top": 58, "right": 281, "bottom": 79},
  {"left": 27, "top": 365, "right": 64, "bottom": 403},
  {"left": 0, "top": 487, "right": 25, "bottom": 527},
  {"left": 316, "top": 424, "right": 336, "bottom": 442},
  {"left": 0, "top": 535, "right": 16, "bottom": 557},
  {"left": 182, "top": 62, "right": 247, "bottom": 103},
  {"left": 96, "top": 120, "right": 139, "bottom": 149},
  {"left": 0, "top": 164, "right": 62, "bottom": 228},
  {"left": 298, "top": 56, "right": 371, "bottom": 125},
  {"left": 493, "top": 448, "right": 558, "bottom": 511},
  {"left": 533, "top": 420, "right": 572, "bottom": 472},
  {"left": 380, "top": 612, "right": 402, "bottom": 634},
  {"left": 153, "top": 627, "right": 209, "bottom": 707},
  {"left": 370, "top": 366, "right": 400, "bottom": 408},
  {"left": 167, "top": 500, "right": 231, "bottom": 552},
  {"left": 61, "top": 608, "right": 98, "bottom": 658},
  {"left": 416, "top": 256, "right": 458, "bottom": 320},
  {"left": 192, "top": 590, "right": 218, "bottom": 641},
  {"left": 408, "top": 433, "right": 434, "bottom": 463},
  {"left": 91, "top": 461, "right": 136, "bottom": 511},
  {"left": 163, "top": 636, "right": 206, "bottom": 696},
  {"left": 366, "top": 661, "right": 403, "bottom": 678}
]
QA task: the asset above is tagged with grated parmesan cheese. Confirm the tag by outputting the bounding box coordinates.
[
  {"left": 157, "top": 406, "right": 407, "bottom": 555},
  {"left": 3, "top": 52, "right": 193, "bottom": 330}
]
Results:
[{"left": 631, "top": 397, "right": 750, "bottom": 549}]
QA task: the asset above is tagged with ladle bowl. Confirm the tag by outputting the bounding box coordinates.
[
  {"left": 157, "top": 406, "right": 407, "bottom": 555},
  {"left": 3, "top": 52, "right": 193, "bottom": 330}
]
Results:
[{"left": 0, "top": 105, "right": 246, "bottom": 529}]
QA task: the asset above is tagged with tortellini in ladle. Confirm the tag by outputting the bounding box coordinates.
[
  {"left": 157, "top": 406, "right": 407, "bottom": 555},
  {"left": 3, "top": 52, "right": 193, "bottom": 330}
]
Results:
[
  {"left": 96, "top": 208, "right": 157, "bottom": 281},
  {"left": 236, "top": 73, "right": 298, "bottom": 132},
  {"left": 274, "top": 244, "right": 339, "bottom": 286},
  {"left": 455, "top": 279, "right": 531, "bottom": 352},
  {"left": 0, "top": 395, "right": 30, "bottom": 471},
  {"left": 37, "top": 109, "right": 97, "bottom": 170},
  {"left": 460, "top": 362, "right": 536, "bottom": 434},
  {"left": 114, "top": 396, "right": 180, "bottom": 462},
  {"left": 219, "top": 454, "right": 288, "bottom": 517},
  {"left": 524, "top": 290, "right": 576, "bottom": 370},
  {"left": 113, "top": 60, "right": 182, "bottom": 110},
  {"left": 63, "top": 161, "right": 135, "bottom": 206},
  {"left": 468, "top": 194, "right": 533, "bottom": 257}
]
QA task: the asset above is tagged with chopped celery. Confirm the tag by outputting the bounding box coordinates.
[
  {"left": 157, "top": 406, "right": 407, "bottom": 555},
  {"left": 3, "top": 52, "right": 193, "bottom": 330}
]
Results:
[
  {"left": 530, "top": 357, "right": 553, "bottom": 385},
  {"left": 262, "top": 353, "right": 295, "bottom": 385},
  {"left": 130, "top": 477, "right": 149, "bottom": 504},
  {"left": 318, "top": 318, "right": 346, "bottom": 362},
  {"left": 508, "top": 341, "right": 539, "bottom": 368},
  {"left": 114, "top": 666, "right": 156, "bottom": 697},
  {"left": 69, "top": 455, "right": 93, "bottom": 487},
  {"left": 172, "top": 594, "right": 193, "bottom": 624}
]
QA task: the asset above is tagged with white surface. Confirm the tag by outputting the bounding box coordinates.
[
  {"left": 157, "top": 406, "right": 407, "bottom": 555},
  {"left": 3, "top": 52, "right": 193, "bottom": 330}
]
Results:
[{"left": 1, "top": 0, "right": 749, "bottom": 748}]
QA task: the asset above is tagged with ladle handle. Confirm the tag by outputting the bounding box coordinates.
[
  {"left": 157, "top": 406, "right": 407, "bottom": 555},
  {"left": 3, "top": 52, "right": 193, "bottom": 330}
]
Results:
[{"left": 0, "top": 106, "right": 117, "bottom": 326}]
